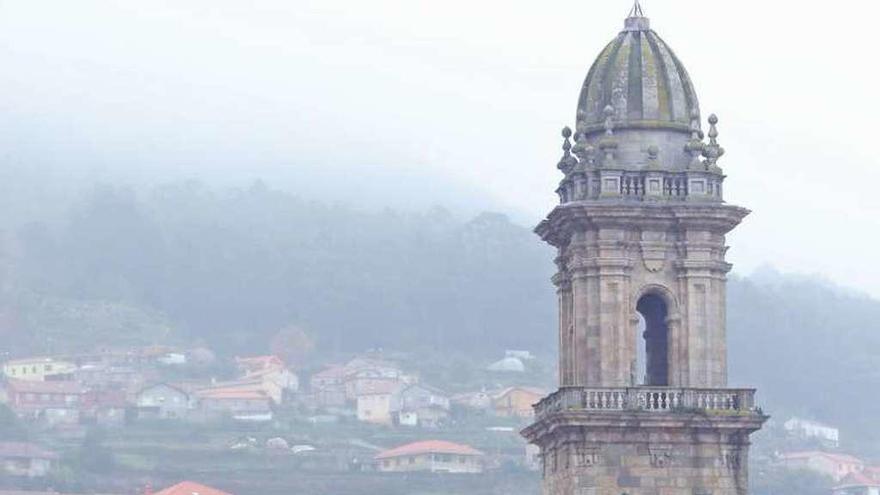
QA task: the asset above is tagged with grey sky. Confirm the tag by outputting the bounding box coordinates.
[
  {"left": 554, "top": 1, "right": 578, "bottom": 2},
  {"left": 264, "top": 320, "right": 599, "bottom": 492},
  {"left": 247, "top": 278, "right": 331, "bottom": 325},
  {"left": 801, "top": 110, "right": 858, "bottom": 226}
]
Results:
[{"left": 0, "top": 1, "right": 877, "bottom": 297}]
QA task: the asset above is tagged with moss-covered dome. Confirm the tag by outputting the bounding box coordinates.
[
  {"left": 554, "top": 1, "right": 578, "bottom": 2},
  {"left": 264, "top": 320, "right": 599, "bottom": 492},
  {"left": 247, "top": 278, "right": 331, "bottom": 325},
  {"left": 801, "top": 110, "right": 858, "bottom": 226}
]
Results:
[{"left": 576, "top": 13, "right": 700, "bottom": 135}]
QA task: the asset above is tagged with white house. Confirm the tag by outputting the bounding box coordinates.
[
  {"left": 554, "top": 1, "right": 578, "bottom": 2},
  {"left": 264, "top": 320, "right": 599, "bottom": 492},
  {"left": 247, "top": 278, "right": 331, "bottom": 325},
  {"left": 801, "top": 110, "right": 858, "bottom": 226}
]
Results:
[
  {"left": 779, "top": 451, "right": 864, "bottom": 481},
  {"left": 486, "top": 357, "right": 525, "bottom": 373},
  {"left": 784, "top": 417, "right": 840, "bottom": 446},
  {"left": 136, "top": 383, "right": 193, "bottom": 419},
  {"left": 394, "top": 384, "right": 450, "bottom": 428}
]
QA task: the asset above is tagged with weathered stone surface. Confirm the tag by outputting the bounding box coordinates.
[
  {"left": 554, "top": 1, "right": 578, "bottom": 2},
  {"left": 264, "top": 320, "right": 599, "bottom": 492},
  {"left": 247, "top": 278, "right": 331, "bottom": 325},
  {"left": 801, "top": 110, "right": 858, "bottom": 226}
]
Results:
[{"left": 523, "top": 8, "right": 765, "bottom": 495}]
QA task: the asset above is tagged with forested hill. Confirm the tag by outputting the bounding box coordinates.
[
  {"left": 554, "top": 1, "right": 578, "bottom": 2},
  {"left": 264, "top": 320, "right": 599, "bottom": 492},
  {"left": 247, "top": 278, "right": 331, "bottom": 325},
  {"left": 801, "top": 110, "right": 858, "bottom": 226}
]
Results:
[
  {"left": 0, "top": 180, "right": 556, "bottom": 355},
  {"left": 1, "top": 179, "right": 880, "bottom": 450}
]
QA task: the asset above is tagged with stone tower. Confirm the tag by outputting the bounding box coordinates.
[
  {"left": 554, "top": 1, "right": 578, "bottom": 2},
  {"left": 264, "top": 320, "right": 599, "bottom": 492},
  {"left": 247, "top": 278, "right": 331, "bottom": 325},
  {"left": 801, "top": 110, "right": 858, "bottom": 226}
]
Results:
[{"left": 521, "top": 5, "right": 767, "bottom": 495}]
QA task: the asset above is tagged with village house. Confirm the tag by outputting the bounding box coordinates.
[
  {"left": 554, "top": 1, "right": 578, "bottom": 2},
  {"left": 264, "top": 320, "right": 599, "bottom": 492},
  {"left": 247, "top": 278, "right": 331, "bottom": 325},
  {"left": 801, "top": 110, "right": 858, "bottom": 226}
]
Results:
[
  {"left": 195, "top": 387, "right": 273, "bottom": 422},
  {"left": 2, "top": 357, "right": 77, "bottom": 382},
  {"left": 135, "top": 383, "right": 193, "bottom": 420},
  {"left": 236, "top": 355, "right": 299, "bottom": 393},
  {"left": 0, "top": 442, "right": 59, "bottom": 478},
  {"left": 3, "top": 378, "right": 86, "bottom": 425},
  {"left": 309, "top": 365, "right": 348, "bottom": 407},
  {"left": 343, "top": 357, "right": 414, "bottom": 401},
  {"left": 153, "top": 481, "right": 233, "bottom": 495},
  {"left": 451, "top": 390, "right": 493, "bottom": 412},
  {"left": 206, "top": 376, "right": 284, "bottom": 405},
  {"left": 82, "top": 389, "right": 128, "bottom": 426},
  {"left": 486, "top": 356, "right": 525, "bottom": 373},
  {"left": 779, "top": 451, "right": 865, "bottom": 481},
  {"left": 375, "top": 440, "right": 484, "bottom": 474},
  {"left": 356, "top": 380, "right": 401, "bottom": 425},
  {"left": 491, "top": 386, "right": 546, "bottom": 419},
  {"left": 75, "top": 363, "right": 149, "bottom": 398},
  {"left": 784, "top": 417, "right": 840, "bottom": 447},
  {"left": 394, "top": 384, "right": 450, "bottom": 428}
]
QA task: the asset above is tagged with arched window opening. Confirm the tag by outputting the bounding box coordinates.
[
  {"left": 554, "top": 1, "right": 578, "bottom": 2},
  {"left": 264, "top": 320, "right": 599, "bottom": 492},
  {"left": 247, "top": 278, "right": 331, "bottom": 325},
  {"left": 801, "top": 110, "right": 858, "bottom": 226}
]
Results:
[{"left": 637, "top": 293, "right": 669, "bottom": 386}]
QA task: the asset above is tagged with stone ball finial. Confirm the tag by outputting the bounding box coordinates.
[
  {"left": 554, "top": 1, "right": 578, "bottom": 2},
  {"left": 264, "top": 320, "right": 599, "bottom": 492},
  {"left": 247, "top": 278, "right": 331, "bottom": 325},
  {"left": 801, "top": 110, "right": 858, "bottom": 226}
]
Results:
[
  {"left": 647, "top": 145, "right": 659, "bottom": 160},
  {"left": 558, "top": 126, "right": 578, "bottom": 172},
  {"left": 707, "top": 114, "right": 720, "bottom": 142}
]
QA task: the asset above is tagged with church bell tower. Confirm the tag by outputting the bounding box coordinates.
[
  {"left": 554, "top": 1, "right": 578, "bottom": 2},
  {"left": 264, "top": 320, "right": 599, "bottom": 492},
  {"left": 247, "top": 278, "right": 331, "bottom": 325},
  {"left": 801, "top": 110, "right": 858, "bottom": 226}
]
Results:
[{"left": 521, "top": 5, "right": 767, "bottom": 495}]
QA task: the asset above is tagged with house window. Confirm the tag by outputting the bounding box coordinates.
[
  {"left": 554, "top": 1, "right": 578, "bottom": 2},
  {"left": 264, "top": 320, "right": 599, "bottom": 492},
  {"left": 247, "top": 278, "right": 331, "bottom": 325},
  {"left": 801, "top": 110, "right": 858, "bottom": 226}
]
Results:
[
  {"left": 45, "top": 364, "right": 53, "bottom": 372},
  {"left": 459, "top": 456, "right": 466, "bottom": 464},
  {"left": 409, "top": 456, "right": 416, "bottom": 464}
]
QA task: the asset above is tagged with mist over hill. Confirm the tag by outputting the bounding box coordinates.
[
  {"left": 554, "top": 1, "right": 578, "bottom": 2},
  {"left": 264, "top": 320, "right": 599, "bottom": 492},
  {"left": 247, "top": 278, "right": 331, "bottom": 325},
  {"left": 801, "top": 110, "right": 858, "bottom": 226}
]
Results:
[{"left": 1, "top": 178, "right": 879, "bottom": 453}]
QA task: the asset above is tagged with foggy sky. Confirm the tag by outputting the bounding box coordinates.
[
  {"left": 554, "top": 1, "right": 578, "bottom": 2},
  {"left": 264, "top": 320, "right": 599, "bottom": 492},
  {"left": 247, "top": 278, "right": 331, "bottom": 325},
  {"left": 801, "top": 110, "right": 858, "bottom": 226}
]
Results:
[{"left": 0, "top": 1, "right": 878, "bottom": 298}]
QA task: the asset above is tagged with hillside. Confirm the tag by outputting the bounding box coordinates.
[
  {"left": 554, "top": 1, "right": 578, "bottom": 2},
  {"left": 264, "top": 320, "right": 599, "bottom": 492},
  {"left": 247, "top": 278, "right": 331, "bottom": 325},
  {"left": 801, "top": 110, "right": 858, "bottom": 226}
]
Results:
[{"left": 1, "top": 179, "right": 879, "bottom": 453}]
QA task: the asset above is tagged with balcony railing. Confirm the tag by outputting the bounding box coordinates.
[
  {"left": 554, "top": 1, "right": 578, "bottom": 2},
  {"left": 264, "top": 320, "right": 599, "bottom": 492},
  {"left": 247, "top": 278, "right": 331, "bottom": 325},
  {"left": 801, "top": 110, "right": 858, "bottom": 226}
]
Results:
[{"left": 533, "top": 387, "right": 758, "bottom": 420}]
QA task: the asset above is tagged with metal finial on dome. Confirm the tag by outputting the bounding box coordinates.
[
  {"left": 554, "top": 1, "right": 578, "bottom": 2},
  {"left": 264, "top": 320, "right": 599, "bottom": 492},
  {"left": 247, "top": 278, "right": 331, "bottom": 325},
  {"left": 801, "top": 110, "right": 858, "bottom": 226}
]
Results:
[
  {"left": 629, "top": 0, "right": 645, "bottom": 18},
  {"left": 625, "top": 0, "right": 650, "bottom": 31}
]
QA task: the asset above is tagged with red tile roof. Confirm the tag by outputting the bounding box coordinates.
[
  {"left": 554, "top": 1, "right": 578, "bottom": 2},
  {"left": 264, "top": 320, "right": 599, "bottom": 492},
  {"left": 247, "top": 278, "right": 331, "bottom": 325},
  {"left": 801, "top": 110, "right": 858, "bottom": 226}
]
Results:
[
  {"left": 781, "top": 450, "right": 864, "bottom": 466},
  {"left": 154, "top": 482, "right": 232, "bottom": 495},
  {"left": 0, "top": 442, "right": 59, "bottom": 460},
  {"left": 236, "top": 355, "right": 285, "bottom": 371},
  {"left": 196, "top": 388, "right": 269, "bottom": 401},
  {"left": 5, "top": 378, "right": 86, "bottom": 394},
  {"left": 375, "top": 440, "right": 484, "bottom": 459},
  {"left": 492, "top": 386, "right": 547, "bottom": 400},
  {"left": 835, "top": 471, "right": 880, "bottom": 488}
]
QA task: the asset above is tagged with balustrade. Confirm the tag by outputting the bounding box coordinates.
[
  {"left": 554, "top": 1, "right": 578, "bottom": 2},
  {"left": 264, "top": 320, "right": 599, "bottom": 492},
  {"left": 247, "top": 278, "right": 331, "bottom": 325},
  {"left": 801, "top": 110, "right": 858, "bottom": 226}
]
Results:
[
  {"left": 558, "top": 170, "right": 724, "bottom": 204},
  {"left": 533, "top": 386, "right": 758, "bottom": 420}
]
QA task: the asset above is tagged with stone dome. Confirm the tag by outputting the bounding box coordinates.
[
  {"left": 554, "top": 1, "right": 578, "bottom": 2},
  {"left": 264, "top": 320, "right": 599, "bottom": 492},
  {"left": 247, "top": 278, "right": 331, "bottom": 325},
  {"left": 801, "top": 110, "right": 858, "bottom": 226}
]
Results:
[{"left": 576, "top": 14, "right": 700, "bottom": 136}]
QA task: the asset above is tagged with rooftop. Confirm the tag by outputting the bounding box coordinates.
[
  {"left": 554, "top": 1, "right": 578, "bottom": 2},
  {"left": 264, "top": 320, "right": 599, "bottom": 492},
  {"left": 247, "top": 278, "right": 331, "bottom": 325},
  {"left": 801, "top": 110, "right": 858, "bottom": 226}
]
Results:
[
  {"left": 154, "top": 481, "right": 232, "bottom": 495},
  {"left": 196, "top": 388, "right": 269, "bottom": 401},
  {"left": 781, "top": 451, "right": 864, "bottom": 466},
  {"left": 5, "top": 378, "right": 86, "bottom": 394},
  {"left": 375, "top": 440, "right": 483, "bottom": 460}
]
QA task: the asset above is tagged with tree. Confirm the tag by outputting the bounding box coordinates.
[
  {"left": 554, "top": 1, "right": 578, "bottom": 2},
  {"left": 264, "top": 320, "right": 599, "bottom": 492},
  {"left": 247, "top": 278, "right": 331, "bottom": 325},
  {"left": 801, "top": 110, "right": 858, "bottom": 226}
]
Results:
[
  {"left": 77, "top": 428, "right": 114, "bottom": 474},
  {"left": 0, "top": 404, "right": 26, "bottom": 440},
  {"left": 270, "top": 325, "right": 316, "bottom": 369}
]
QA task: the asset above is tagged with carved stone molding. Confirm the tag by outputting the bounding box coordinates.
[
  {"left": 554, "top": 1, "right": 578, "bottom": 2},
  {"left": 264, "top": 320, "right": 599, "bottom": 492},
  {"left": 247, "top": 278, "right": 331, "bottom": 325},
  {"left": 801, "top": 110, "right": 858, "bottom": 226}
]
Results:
[
  {"left": 649, "top": 448, "right": 673, "bottom": 468},
  {"left": 721, "top": 449, "right": 741, "bottom": 470},
  {"left": 575, "top": 446, "right": 601, "bottom": 468}
]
